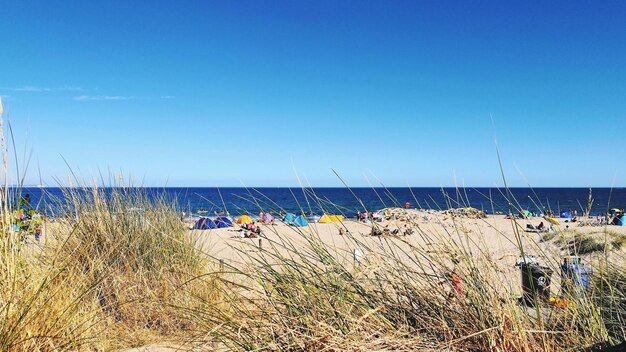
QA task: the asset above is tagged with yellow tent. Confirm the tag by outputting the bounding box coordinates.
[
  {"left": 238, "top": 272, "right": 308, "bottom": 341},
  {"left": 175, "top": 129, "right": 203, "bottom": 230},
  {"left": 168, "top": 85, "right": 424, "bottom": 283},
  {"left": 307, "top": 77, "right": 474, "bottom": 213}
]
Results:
[
  {"left": 319, "top": 214, "right": 343, "bottom": 223},
  {"left": 236, "top": 215, "right": 253, "bottom": 224}
]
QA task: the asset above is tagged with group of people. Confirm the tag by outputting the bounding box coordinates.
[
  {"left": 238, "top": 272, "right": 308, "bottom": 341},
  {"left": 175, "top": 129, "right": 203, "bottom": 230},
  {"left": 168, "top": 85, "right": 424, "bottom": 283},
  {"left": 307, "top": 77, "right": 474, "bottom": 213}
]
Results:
[
  {"left": 356, "top": 211, "right": 384, "bottom": 223},
  {"left": 525, "top": 221, "right": 547, "bottom": 232},
  {"left": 239, "top": 222, "right": 262, "bottom": 238},
  {"left": 258, "top": 211, "right": 276, "bottom": 225},
  {"left": 234, "top": 211, "right": 280, "bottom": 238}
]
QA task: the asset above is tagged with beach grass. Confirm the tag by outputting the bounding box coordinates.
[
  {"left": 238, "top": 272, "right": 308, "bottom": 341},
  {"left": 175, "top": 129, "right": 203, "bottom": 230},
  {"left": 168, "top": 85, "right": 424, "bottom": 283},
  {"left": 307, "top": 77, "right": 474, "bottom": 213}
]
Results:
[
  {"left": 549, "top": 230, "right": 626, "bottom": 255},
  {"left": 0, "top": 185, "right": 217, "bottom": 350},
  {"left": 3, "top": 183, "right": 625, "bottom": 351},
  {"left": 181, "top": 189, "right": 626, "bottom": 351},
  {"left": 0, "top": 116, "right": 216, "bottom": 351}
]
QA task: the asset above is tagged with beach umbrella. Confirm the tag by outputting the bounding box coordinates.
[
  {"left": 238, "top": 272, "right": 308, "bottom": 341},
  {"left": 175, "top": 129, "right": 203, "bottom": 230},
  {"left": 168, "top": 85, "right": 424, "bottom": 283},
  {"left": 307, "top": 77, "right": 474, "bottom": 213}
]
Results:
[
  {"left": 236, "top": 214, "right": 253, "bottom": 224},
  {"left": 544, "top": 216, "right": 560, "bottom": 226}
]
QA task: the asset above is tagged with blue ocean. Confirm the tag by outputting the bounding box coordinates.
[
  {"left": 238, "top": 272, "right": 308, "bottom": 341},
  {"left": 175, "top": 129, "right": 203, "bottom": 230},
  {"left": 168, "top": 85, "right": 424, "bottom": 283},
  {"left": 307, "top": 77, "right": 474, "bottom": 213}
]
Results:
[{"left": 18, "top": 187, "right": 626, "bottom": 218}]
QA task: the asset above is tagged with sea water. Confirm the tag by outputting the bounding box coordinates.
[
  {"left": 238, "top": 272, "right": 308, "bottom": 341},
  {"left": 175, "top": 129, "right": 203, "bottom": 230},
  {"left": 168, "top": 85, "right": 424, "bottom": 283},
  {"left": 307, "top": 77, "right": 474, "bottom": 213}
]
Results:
[{"left": 16, "top": 187, "right": 626, "bottom": 218}]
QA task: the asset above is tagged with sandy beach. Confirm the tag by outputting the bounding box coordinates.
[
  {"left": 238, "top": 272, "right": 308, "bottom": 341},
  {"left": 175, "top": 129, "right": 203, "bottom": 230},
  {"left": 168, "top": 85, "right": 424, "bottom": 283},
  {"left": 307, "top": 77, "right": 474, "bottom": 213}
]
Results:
[
  {"left": 193, "top": 210, "right": 626, "bottom": 257},
  {"left": 189, "top": 209, "right": 626, "bottom": 293}
]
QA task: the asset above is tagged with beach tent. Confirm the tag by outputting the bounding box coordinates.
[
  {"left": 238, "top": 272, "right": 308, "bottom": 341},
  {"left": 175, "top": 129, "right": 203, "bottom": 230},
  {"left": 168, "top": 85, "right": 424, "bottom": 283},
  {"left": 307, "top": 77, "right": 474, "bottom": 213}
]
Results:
[
  {"left": 236, "top": 215, "right": 253, "bottom": 224},
  {"left": 319, "top": 214, "right": 343, "bottom": 223},
  {"left": 560, "top": 211, "right": 574, "bottom": 219},
  {"left": 283, "top": 213, "right": 296, "bottom": 224},
  {"left": 194, "top": 217, "right": 217, "bottom": 230},
  {"left": 214, "top": 216, "right": 233, "bottom": 228},
  {"left": 293, "top": 215, "right": 308, "bottom": 227},
  {"left": 519, "top": 210, "right": 532, "bottom": 218},
  {"left": 331, "top": 215, "right": 344, "bottom": 222}
]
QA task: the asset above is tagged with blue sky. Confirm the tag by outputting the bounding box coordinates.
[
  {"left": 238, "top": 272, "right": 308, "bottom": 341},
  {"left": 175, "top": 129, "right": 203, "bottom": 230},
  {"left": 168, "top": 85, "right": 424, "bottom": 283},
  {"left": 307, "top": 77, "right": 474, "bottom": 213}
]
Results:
[{"left": 1, "top": 1, "right": 625, "bottom": 187}]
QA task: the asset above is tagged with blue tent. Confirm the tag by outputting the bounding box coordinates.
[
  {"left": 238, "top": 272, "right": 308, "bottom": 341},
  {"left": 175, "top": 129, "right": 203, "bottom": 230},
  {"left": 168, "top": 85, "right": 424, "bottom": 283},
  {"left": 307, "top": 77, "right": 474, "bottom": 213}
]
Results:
[
  {"left": 293, "top": 215, "right": 308, "bottom": 227},
  {"left": 214, "top": 216, "right": 233, "bottom": 228},
  {"left": 283, "top": 213, "right": 296, "bottom": 225},
  {"left": 560, "top": 211, "right": 574, "bottom": 219},
  {"left": 194, "top": 217, "right": 217, "bottom": 229},
  {"left": 618, "top": 215, "right": 626, "bottom": 226}
]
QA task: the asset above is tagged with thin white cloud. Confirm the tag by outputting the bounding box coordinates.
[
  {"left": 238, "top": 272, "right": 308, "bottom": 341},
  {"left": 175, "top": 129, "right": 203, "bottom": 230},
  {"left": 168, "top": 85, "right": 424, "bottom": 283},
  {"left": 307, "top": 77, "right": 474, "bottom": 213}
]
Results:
[
  {"left": 14, "top": 86, "right": 48, "bottom": 92},
  {"left": 1, "top": 85, "right": 83, "bottom": 92},
  {"left": 74, "top": 95, "right": 133, "bottom": 101},
  {"left": 56, "top": 86, "right": 84, "bottom": 91},
  {"left": 160, "top": 95, "right": 174, "bottom": 99}
]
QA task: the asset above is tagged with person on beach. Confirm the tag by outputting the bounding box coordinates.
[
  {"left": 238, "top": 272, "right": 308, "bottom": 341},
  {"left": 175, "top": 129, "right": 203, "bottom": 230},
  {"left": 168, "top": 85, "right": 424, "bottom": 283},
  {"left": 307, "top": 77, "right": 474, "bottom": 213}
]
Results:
[
  {"left": 269, "top": 211, "right": 275, "bottom": 224},
  {"left": 263, "top": 211, "right": 275, "bottom": 225}
]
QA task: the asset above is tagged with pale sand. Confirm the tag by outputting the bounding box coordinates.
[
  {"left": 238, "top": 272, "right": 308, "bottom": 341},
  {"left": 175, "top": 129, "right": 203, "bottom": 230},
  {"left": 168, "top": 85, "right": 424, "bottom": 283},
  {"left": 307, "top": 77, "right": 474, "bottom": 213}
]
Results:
[
  {"left": 187, "top": 210, "right": 625, "bottom": 295},
  {"left": 192, "top": 210, "right": 626, "bottom": 266}
]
